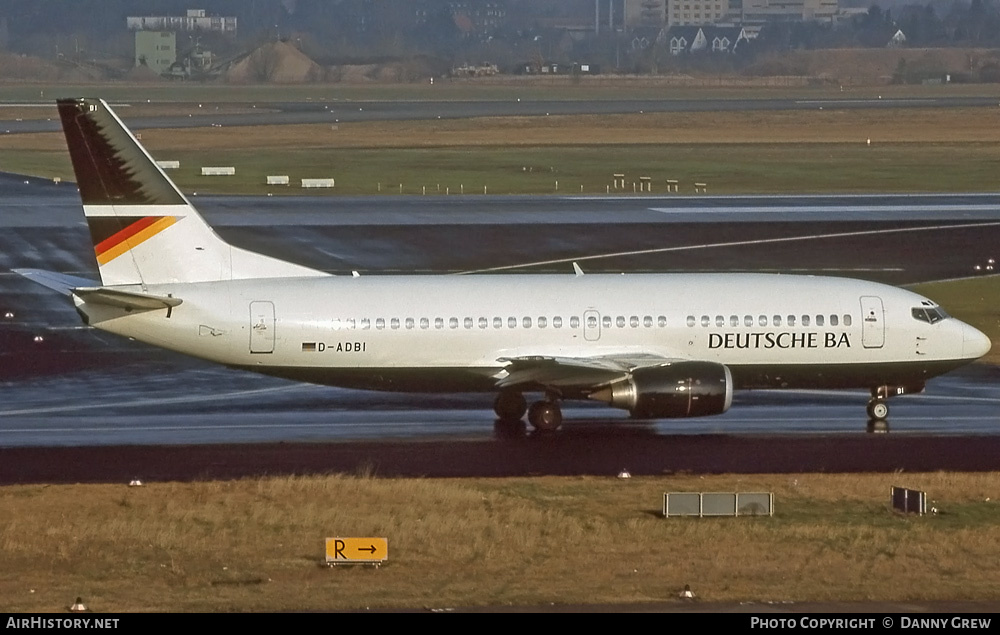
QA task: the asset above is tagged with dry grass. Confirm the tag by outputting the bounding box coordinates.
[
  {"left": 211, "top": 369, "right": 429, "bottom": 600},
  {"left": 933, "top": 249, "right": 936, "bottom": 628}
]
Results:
[
  {"left": 6, "top": 106, "right": 1000, "bottom": 197},
  {"left": 5, "top": 107, "right": 1000, "bottom": 153},
  {"left": 1, "top": 473, "right": 999, "bottom": 611}
]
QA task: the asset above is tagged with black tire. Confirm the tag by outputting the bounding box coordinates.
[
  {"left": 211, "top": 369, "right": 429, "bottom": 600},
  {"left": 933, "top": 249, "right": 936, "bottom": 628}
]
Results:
[
  {"left": 527, "top": 400, "right": 562, "bottom": 431},
  {"left": 493, "top": 391, "right": 527, "bottom": 421}
]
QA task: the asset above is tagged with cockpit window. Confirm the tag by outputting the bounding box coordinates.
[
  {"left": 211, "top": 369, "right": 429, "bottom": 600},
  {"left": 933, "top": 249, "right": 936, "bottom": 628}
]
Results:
[{"left": 912, "top": 307, "right": 949, "bottom": 324}]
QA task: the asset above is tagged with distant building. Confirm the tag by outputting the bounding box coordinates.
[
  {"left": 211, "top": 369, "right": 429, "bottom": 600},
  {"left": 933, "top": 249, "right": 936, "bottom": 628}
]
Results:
[
  {"left": 127, "top": 9, "right": 237, "bottom": 35},
  {"left": 627, "top": 0, "right": 667, "bottom": 26},
  {"left": 448, "top": 1, "right": 507, "bottom": 36},
  {"left": 740, "top": 0, "right": 839, "bottom": 24},
  {"left": 666, "top": 25, "right": 751, "bottom": 53},
  {"left": 667, "top": 0, "right": 734, "bottom": 26},
  {"left": 134, "top": 31, "right": 176, "bottom": 75}
]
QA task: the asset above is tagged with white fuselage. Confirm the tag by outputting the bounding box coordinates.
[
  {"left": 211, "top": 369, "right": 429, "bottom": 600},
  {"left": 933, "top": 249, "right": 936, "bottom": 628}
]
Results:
[{"left": 75, "top": 272, "right": 989, "bottom": 394}]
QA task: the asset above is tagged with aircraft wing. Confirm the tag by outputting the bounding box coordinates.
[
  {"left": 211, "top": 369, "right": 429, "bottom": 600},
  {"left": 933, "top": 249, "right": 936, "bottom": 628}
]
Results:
[
  {"left": 12, "top": 268, "right": 99, "bottom": 296},
  {"left": 496, "top": 353, "right": 675, "bottom": 389}
]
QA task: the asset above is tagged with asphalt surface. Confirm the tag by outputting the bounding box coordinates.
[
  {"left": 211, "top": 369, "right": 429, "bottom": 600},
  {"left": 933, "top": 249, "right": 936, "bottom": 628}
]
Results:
[
  {"left": 3, "top": 95, "right": 1000, "bottom": 133},
  {"left": 2, "top": 172, "right": 1000, "bottom": 482}
]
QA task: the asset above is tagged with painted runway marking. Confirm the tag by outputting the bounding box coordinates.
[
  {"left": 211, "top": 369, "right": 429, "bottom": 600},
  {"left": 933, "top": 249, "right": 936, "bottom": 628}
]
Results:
[
  {"left": 460, "top": 220, "right": 1000, "bottom": 274},
  {"left": 649, "top": 205, "right": 1000, "bottom": 214}
]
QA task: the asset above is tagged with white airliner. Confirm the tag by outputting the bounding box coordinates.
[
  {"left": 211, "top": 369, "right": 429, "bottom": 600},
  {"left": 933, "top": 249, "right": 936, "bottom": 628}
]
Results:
[{"left": 15, "top": 98, "right": 992, "bottom": 431}]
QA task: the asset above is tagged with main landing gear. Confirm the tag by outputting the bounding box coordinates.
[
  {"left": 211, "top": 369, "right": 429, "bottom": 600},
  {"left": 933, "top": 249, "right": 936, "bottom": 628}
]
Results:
[{"left": 493, "top": 390, "right": 563, "bottom": 432}]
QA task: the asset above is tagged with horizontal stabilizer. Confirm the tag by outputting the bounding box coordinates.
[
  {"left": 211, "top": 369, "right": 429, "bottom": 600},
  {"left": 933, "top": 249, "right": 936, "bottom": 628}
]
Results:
[
  {"left": 12, "top": 268, "right": 99, "bottom": 296},
  {"left": 72, "top": 287, "right": 182, "bottom": 311}
]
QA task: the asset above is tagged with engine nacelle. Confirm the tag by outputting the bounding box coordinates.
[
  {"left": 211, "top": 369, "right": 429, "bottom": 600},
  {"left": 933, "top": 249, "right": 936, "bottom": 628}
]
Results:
[{"left": 590, "top": 362, "right": 733, "bottom": 419}]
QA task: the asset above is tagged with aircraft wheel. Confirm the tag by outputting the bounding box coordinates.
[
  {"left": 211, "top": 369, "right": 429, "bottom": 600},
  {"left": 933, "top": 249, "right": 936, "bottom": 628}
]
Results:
[
  {"left": 866, "top": 399, "right": 889, "bottom": 421},
  {"left": 494, "top": 391, "right": 527, "bottom": 421},
  {"left": 527, "top": 400, "right": 562, "bottom": 432}
]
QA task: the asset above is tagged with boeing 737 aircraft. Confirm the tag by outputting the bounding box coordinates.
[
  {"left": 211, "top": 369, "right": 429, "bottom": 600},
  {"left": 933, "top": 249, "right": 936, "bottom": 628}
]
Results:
[{"left": 15, "top": 98, "right": 993, "bottom": 431}]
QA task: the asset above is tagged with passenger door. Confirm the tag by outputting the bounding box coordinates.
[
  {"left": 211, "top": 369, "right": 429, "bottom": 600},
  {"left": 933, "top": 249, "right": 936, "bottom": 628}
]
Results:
[{"left": 860, "top": 296, "right": 884, "bottom": 349}]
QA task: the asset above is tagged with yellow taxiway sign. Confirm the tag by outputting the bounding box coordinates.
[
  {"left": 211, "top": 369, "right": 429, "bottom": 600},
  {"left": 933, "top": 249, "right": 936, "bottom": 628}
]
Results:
[{"left": 325, "top": 537, "right": 388, "bottom": 564}]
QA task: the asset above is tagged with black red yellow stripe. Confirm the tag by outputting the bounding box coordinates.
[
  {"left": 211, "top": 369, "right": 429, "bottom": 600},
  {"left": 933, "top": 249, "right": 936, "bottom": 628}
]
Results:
[{"left": 91, "top": 216, "right": 178, "bottom": 265}]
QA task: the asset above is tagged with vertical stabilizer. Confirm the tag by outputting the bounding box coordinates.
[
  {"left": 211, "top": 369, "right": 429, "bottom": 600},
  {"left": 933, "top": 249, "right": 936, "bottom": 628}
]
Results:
[{"left": 57, "top": 98, "right": 325, "bottom": 286}]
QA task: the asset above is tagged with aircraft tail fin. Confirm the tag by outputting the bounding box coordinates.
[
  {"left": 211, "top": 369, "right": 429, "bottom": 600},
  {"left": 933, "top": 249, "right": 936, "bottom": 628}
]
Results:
[{"left": 57, "top": 98, "right": 324, "bottom": 287}]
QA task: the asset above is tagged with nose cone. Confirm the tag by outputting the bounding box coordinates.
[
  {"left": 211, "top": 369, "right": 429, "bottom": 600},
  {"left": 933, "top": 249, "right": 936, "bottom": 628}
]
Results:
[{"left": 963, "top": 323, "right": 992, "bottom": 360}]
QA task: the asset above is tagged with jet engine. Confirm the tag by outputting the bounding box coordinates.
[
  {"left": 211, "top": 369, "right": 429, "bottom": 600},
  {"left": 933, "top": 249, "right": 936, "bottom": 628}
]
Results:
[{"left": 589, "top": 361, "right": 733, "bottom": 419}]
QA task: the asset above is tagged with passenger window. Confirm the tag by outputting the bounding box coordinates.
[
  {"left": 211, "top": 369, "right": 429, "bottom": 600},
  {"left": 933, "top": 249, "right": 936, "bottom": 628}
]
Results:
[
  {"left": 346, "top": 318, "right": 356, "bottom": 330},
  {"left": 464, "top": 317, "right": 473, "bottom": 329},
  {"left": 586, "top": 315, "right": 596, "bottom": 329},
  {"left": 391, "top": 318, "right": 400, "bottom": 330},
  {"left": 631, "top": 316, "right": 639, "bottom": 328},
  {"left": 802, "top": 315, "right": 810, "bottom": 326},
  {"left": 830, "top": 315, "right": 838, "bottom": 327},
  {"left": 816, "top": 315, "right": 824, "bottom": 327},
  {"left": 730, "top": 315, "right": 739, "bottom": 327},
  {"left": 538, "top": 317, "right": 547, "bottom": 328},
  {"left": 603, "top": 316, "right": 612, "bottom": 328},
  {"left": 376, "top": 318, "right": 385, "bottom": 330},
  {"left": 493, "top": 317, "right": 502, "bottom": 329},
  {"left": 715, "top": 315, "right": 725, "bottom": 327},
  {"left": 420, "top": 317, "right": 429, "bottom": 330},
  {"left": 361, "top": 318, "right": 371, "bottom": 330},
  {"left": 571, "top": 316, "right": 581, "bottom": 329},
  {"left": 687, "top": 315, "right": 696, "bottom": 327},
  {"left": 405, "top": 317, "right": 415, "bottom": 330},
  {"left": 701, "top": 315, "right": 710, "bottom": 327},
  {"left": 449, "top": 317, "right": 459, "bottom": 329},
  {"left": 758, "top": 315, "right": 767, "bottom": 327},
  {"left": 787, "top": 315, "right": 796, "bottom": 327},
  {"left": 658, "top": 316, "right": 667, "bottom": 327},
  {"left": 744, "top": 315, "right": 753, "bottom": 327},
  {"left": 508, "top": 317, "right": 517, "bottom": 328},
  {"left": 478, "top": 317, "right": 487, "bottom": 329},
  {"left": 643, "top": 316, "right": 653, "bottom": 327},
  {"left": 843, "top": 314, "right": 852, "bottom": 327},
  {"left": 523, "top": 317, "right": 532, "bottom": 328},
  {"left": 773, "top": 315, "right": 782, "bottom": 327},
  {"left": 617, "top": 316, "right": 626, "bottom": 328},
  {"left": 435, "top": 317, "right": 443, "bottom": 330},
  {"left": 553, "top": 316, "right": 563, "bottom": 328}
]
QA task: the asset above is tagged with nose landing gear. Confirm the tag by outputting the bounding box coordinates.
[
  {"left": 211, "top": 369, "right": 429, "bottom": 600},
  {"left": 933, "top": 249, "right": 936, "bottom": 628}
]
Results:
[
  {"left": 866, "top": 398, "right": 889, "bottom": 421},
  {"left": 864, "top": 383, "right": 922, "bottom": 433}
]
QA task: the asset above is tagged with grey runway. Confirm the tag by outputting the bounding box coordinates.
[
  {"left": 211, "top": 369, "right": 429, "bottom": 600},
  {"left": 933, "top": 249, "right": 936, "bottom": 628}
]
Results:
[
  {"left": 2, "top": 173, "right": 1000, "bottom": 451},
  {"left": 1, "top": 365, "right": 999, "bottom": 448},
  {"left": 4, "top": 95, "right": 1000, "bottom": 133}
]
